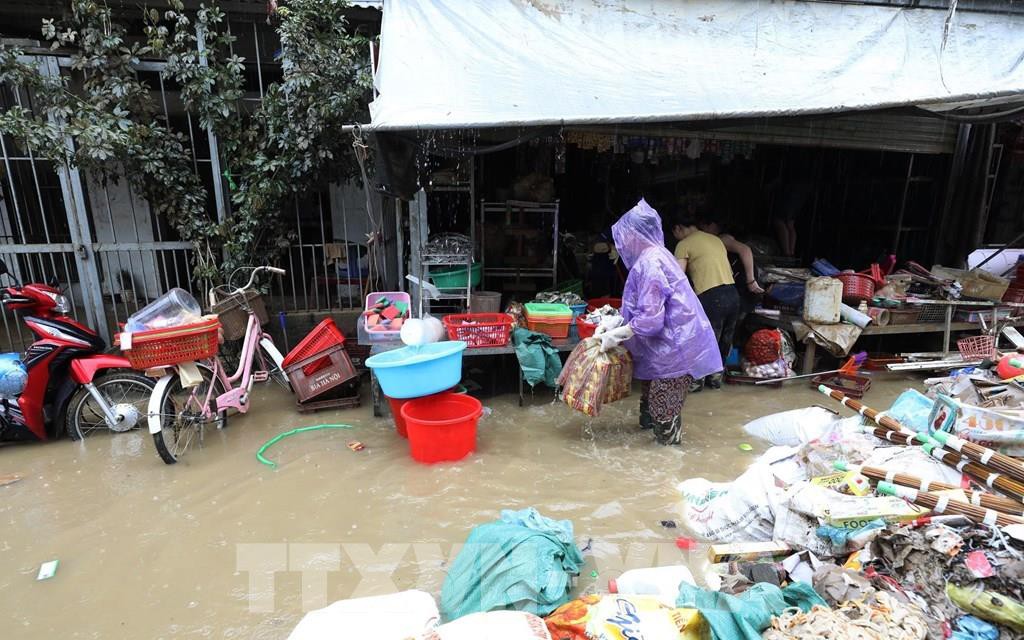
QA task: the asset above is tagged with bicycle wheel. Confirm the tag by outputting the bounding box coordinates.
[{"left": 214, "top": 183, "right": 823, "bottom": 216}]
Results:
[
  {"left": 259, "top": 337, "right": 292, "bottom": 391},
  {"left": 64, "top": 371, "right": 155, "bottom": 440},
  {"left": 148, "top": 363, "right": 228, "bottom": 464}
]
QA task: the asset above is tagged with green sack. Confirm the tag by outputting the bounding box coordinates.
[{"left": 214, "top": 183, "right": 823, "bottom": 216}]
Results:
[
  {"left": 512, "top": 328, "right": 562, "bottom": 388},
  {"left": 676, "top": 581, "right": 827, "bottom": 640},
  {"left": 440, "top": 508, "right": 583, "bottom": 621}
]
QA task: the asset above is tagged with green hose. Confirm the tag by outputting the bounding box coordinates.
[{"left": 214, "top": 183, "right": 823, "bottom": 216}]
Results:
[{"left": 256, "top": 424, "right": 354, "bottom": 468}]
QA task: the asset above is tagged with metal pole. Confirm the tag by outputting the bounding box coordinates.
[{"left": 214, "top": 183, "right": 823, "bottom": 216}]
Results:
[
  {"left": 195, "top": 25, "right": 227, "bottom": 223},
  {"left": 42, "top": 57, "right": 109, "bottom": 340}
]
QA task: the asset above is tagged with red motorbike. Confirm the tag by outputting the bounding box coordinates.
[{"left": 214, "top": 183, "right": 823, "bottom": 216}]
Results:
[{"left": 0, "top": 259, "right": 154, "bottom": 442}]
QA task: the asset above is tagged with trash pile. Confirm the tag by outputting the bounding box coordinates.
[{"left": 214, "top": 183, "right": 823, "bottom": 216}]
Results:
[
  {"left": 675, "top": 385, "right": 1024, "bottom": 639},
  {"left": 288, "top": 384, "right": 1024, "bottom": 640}
]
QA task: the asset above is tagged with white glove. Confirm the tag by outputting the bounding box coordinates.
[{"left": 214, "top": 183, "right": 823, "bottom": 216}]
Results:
[
  {"left": 594, "top": 314, "right": 624, "bottom": 335},
  {"left": 599, "top": 325, "right": 633, "bottom": 352}
]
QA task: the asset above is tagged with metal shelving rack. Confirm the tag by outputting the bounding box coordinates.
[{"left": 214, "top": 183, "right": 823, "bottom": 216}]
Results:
[
  {"left": 416, "top": 250, "right": 474, "bottom": 317},
  {"left": 479, "top": 200, "right": 559, "bottom": 293},
  {"left": 411, "top": 175, "right": 476, "bottom": 316}
]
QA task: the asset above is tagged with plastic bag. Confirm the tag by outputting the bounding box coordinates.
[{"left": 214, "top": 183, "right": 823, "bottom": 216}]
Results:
[
  {"left": 743, "top": 407, "right": 838, "bottom": 446},
  {"left": 557, "top": 337, "right": 633, "bottom": 416},
  {"left": 419, "top": 611, "right": 551, "bottom": 639},
  {"left": 544, "top": 594, "right": 707, "bottom": 640},
  {"left": 929, "top": 394, "right": 1024, "bottom": 456},
  {"left": 677, "top": 463, "right": 780, "bottom": 542},
  {"left": 888, "top": 389, "right": 934, "bottom": 432},
  {"left": 287, "top": 590, "right": 439, "bottom": 640},
  {"left": 0, "top": 352, "right": 27, "bottom": 398}
]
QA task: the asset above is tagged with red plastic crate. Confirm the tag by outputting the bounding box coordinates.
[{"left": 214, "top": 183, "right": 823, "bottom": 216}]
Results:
[
  {"left": 443, "top": 313, "right": 514, "bottom": 348},
  {"left": 282, "top": 318, "right": 346, "bottom": 375},
  {"left": 115, "top": 316, "right": 221, "bottom": 370}
]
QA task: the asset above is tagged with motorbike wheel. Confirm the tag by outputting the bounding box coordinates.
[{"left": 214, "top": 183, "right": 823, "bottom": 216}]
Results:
[
  {"left": 64, "top": 371, "right": 155, "bottom": 441},
  {"left": 148, "top": 365, "right": 228, "bottom": 465}
]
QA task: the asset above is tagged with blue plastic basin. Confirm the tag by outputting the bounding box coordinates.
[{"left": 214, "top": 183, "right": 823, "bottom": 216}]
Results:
[{"left": 365, "top": 341, "right": 468, "bottom": 399}]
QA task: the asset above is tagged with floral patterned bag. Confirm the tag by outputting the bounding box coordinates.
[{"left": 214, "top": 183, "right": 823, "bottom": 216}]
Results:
[{"left": 557, "top": 337, "right": 633, "bottom": 417}]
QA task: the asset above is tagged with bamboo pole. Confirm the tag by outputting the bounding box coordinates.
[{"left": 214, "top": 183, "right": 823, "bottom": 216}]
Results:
[
  {"left": 931, "top": 431, "right": 1024, "bottom": 485},
  {"left": 877, "top": 482, "right": 1024, "bottom": 528},
  {"left": 821, "top": 385, "right": 1024, "bottom": 500},
  {"left": 856, "top": 426, "right": 1024, "bottom": 501},
  {"left": 835, "top": 461, "right": 1024, "bottom": 515},
  {"left": 817, "top": 385, "right": 915, "bottom": 434}
]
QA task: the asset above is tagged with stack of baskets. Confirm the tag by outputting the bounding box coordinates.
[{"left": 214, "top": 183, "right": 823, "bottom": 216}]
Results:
[
  {"left": 524, "top": 303, "right": 573, "bottom": 338},
  {"left": 281, "top": 318, "right": 359, "bottom": 413}
]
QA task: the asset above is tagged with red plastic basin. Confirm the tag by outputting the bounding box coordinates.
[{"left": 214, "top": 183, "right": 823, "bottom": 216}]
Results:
[
  {"left": 387, "top": 385, "right": 467, "bottom": 439},
  {"left": 400, "top": 392, "right": 482, "bottom": 463}
]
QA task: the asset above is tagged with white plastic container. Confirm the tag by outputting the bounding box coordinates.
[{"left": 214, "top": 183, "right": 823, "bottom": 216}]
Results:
[
  {"left": 608, "top": 566, "right": 697, "bottom": 604},
  {"left": 125, "top": 287, "right": 202, "bottom": 332},
  {"left": 287, "top": 590, "right": 439, "bottom": 640},
  {"left": 803, "top": 277, "right": 842, "bottom": 324}
]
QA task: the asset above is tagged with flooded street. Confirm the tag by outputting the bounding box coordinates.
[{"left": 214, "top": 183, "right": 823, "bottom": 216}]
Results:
[{"left": 1, "top": 373, "right": 919, "bottom": 638}]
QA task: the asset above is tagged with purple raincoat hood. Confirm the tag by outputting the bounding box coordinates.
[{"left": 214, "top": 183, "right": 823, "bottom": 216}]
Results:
[
  {"left": 612, "top": 199, "right": 667, "bottom": 270},
  {"left": 611, "top": 199, "right": 722, "bottom": 381}
]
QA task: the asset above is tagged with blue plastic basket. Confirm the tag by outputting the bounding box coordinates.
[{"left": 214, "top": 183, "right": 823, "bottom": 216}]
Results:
[
  {"left": 569, "top": 303, "right": 588, "bottom": 319},
  {"left": 365, "top": 341, "right": 468, "bottom": 399}
]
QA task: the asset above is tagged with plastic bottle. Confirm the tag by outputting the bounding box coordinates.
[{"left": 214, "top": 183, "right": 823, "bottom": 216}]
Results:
[
  {"left": 608, "top": 566, "right": 697, "bottom": 603},
  {"left": 125, "top": 288, "right": 202, "bottom": 332}
]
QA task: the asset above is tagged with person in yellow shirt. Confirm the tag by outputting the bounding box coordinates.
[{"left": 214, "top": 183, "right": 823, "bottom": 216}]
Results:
[{"left": 671, "top": 210, "right": 741, "bottom": 390}]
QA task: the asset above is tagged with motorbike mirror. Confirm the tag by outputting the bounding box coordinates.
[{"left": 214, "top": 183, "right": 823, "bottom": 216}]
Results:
[
  {"left": 47, "top": 276, "right": 59, "bottom": 288},
  {"left": 0, "top": 259, "right": 7, "bottom": 277}
]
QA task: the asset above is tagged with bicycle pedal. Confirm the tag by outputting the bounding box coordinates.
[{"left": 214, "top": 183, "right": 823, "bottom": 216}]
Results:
[{"left": 253, "top": 372, "right": 269, "bottom": 383}]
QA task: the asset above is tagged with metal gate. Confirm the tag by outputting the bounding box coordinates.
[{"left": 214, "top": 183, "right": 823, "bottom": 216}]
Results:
[{"left": 0, "top": 35, "right": 390, "bottom": 353}]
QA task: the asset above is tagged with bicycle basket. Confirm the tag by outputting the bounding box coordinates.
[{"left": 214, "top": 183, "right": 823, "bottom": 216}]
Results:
[{"left": 211, "top": 290, "right": 268, "bottom": 341}]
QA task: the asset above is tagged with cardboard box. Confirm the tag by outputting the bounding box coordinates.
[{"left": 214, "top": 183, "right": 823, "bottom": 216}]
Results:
[
  {"left": 708, "top": 541, "right": 792, "bottom": 564},
  {"left": 823, "top": 496, "right": 928, "bottom": 530}
]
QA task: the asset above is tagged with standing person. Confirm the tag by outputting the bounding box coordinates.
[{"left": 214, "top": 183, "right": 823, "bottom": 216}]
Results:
[
  {"left": 600, "top": 199, "right": 721, "bottom": 445},
  {"left": 671, "top": 209, "right": 741, "bottom": 391}
]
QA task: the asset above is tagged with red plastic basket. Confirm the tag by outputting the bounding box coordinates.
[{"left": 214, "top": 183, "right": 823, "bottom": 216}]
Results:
[
  {"left": 442, "top": 313, "right": 514, "bottom": 348},
  {"left": 958, "top": 335, "right": 996, "bottom": 360},
  {"left": 576, "top": 316, "right": 598, "bottom": 339},
  {"left": 282, "top": 318, "right": 347, "bottom": 375},
  {"left": 115, "top": 316, "right": 221, "bottom": 370},
  {"left": 834, "top": 273, "right": 875, "bottom": 303},
  {"left": 401, "top": 392, "right": 482, "bottom": 463},
  {"left": 587, "top": 297, "right": 622, "bottom": 311}
]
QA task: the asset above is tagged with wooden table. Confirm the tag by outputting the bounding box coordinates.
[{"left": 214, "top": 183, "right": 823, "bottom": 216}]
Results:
[
  {"left": 755, "top": 309, "right": 1016, "bottom": 375},
  {"left": 358, "top": 321, "right": 579, "bottom": 416}
]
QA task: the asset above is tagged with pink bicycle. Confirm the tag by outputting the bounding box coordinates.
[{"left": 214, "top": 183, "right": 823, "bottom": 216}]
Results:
[{"left": 146, "top": 266, "right": 290, "bottom": 464}]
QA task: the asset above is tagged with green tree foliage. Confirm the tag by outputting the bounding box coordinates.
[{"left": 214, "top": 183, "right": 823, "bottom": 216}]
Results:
[{"left": 0, "top": 0, "right": 370, "bottom": 281}]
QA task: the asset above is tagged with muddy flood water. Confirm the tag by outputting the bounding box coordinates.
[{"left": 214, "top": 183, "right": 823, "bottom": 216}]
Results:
[{"left": 1, "top": 372, "right": 921, "bottom": 638}]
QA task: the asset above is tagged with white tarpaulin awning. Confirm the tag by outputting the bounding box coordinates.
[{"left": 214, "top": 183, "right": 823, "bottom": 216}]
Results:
[{"left": 368, "top": 0, "right": 1024, "bottom": 130}]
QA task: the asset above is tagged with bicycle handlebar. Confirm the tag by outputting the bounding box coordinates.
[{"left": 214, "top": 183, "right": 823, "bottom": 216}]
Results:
[{"left": 209, "top": 266, "right": 287, "bottom": 305}]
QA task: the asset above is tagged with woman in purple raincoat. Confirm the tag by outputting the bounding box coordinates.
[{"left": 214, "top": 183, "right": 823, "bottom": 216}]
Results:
[{"left": 608, "top": 199, "right": 722, "bottom": 445}]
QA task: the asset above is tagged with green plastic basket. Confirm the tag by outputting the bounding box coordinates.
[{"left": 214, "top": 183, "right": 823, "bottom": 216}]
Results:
[
  {"left": 524, "top": 302, "right": 573, "bottom": 318},
  {"left": 430, "top": 263, "right": 482, "bottom": 290},
  {"left": 538, "top": 279, "right": 584, "bottom": 296}
]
